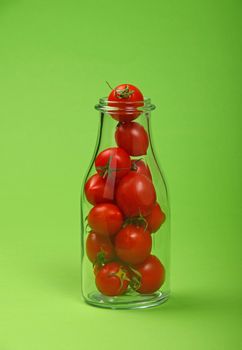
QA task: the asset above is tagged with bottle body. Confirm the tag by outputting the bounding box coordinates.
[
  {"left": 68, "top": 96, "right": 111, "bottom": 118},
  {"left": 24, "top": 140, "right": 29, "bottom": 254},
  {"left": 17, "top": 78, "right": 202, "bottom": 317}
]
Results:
[{"left": 80, "top": 99, "right": 170, "bottom": 309}]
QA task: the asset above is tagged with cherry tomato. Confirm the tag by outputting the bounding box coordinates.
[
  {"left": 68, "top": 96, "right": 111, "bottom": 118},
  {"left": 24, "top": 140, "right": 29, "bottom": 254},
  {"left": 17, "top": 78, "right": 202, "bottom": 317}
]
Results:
[
  {"left": 95, "top": 147, "right": 131, "bottom": 180},
  {"left": 131, "top": 159, "right": 152, "bottom": 180},
  {"left": 131, "top": 255, "right": 165, "bottom": 294},
  {"left": 115, "top": 122, "right": 149, "bottom": 156},
  {"left": 84, "top": 173, "right": 115, "bottom": 205},
  {"left": 146, "top": 203, "right": 166, "bottom": 233},
  {"left": 86, "top": 231, "right": 115, "bottom": 263},
  {"left": 95, "top": 262, "right": 130, "bottom": 296},
  {"left": 114, "top": 225, "right": 152, "bottom": 264},
  {"left": 87, "top": 203, "right": 123, "bottom": 236},
  {"left": 108, "top": 83, "right": 144, "bottom": 122},
  {"left": 116, "top": 172, "right": 156, "bottom": 217}
]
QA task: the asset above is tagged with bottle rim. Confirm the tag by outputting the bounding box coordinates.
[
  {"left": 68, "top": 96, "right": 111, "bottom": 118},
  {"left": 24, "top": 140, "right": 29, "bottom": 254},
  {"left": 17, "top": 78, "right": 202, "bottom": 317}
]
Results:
[{"left": 95, "top": 97, "right": 156, "bottom": 113}]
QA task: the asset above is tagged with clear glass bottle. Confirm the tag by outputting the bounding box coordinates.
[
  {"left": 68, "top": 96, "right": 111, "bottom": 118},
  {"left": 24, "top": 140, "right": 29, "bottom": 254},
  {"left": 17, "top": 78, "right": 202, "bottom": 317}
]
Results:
[{"left": 80, "top": 96, "right": 170, "bottom": 309}]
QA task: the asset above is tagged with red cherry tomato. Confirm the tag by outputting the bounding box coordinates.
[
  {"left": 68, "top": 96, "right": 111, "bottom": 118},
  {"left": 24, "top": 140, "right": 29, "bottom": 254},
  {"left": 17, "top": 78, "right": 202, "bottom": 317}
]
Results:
[
  {"left": 131, "top": 159, "right": 152, "bottom": 180},
  {"left": 131, "top": 255, "right": 165, "bottom": 294},
  {"left": 84, "top": 173, "right": 115, "bottom": 205},
  {"left": 146, "top": 203, "right": 166, "bottom": 233},
  {"left": 95, "top": 147, "right": 131, "bottom": 180},
  {"left": 108, "top": 84, "right": 144, "bottom": 122},
  {"left": 86, "top": 231, "right": 115, "bottom": 263},
  {"left": 95, "top": 262, "right": 130, "bottom": 296},
  {"left": 115, "top": 225, "right": 152, "bottom": 264},
  {"left": 116, "top": 172, "right": 156, "bottom": 217},
  {"left": 115, "top": 122, "right": 149, "bottom": 156},
  {"left": 87, "top": 203, "right": 123, "bottom": 236}
]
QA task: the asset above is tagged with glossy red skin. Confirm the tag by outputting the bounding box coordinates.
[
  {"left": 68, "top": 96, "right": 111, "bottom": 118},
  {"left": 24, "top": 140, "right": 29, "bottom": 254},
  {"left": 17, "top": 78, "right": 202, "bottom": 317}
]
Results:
[
  {"left": 86, "top": 231, "right": 115, "bottom": 263},
  {"left": 88, "top": 203, "right": 123, "bottom": 236},
  {"left": 95, "top": 262, "right": 130, "bottom": 296},
  {"left": 146, "top": 203, "right": 166, "bottom": 233},
  {"left": 84, "top": 173, "right": 115, "bottom": 205},
  {"left": 116, "top": 172, "right": 156, "bottom": 217},
  {"left": 131, "top": 159, "right": 152, "bottom": 180},
  {"left": 108, "top": 84, "right": 144, "bottom": 122},
  {"left": 115, "top": 122, "right": 149, "bottom": 156},
  {"left": 115, "top": 225, "right": 152, "bottom": 264},
  {"left": 133, "top": 255, "right": 165, "bottom": 294},
  {"left": 95, "top": 147, "right": 131, "bottom": 180}
]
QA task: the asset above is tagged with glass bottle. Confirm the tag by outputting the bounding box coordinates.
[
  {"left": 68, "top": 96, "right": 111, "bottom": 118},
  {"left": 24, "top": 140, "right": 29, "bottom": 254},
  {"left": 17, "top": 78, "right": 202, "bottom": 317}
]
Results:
[{"left": 80, "top": 96, "right": 170, "bottom": 309}]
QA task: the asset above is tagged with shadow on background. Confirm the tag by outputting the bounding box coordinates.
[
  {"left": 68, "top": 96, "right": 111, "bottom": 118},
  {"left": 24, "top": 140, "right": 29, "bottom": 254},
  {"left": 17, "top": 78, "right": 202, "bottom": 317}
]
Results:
[
  {"left": 36, "top": 259, "right": 239, "bottom": 315},
  {"left": 136, "top": 290, "right": 240, "bottom": 317}
]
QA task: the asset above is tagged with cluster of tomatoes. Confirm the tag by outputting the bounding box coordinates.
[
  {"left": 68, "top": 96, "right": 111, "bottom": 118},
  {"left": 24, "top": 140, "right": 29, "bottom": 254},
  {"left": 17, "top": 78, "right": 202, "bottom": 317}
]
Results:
[{"left": 84, "top": 84, "right": 166, "bottom": 297}]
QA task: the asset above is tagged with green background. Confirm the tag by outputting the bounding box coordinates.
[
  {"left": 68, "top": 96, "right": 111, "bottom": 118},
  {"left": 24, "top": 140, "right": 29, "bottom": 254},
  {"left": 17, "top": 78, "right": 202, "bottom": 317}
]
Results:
[{"left": 0, "top": 0, "right": 241, "bottom": 349}]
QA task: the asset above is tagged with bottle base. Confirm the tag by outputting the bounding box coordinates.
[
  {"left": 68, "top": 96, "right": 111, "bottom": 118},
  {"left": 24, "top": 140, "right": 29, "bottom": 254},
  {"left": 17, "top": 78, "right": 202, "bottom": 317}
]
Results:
[{"left": 84, "top": 290, "right": 170, "bottom": 310}]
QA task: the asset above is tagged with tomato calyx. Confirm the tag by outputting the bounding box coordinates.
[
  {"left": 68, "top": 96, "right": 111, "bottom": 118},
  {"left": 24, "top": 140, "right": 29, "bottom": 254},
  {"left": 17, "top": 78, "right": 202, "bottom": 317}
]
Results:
[
  {"left": 95, "top": 154, "right": 113, "bottom": 177},
  {"left": 128, "top": 266, "right": 142, "bottom": 291},
  {"left": 93, "top": 251, "right": 107, "bottom": 274},
  {"left": 130, "top": 158, "right": 144, "bottom": 171},
  {"left": 93, "top": 248, "right": 115, "bottom": 271},
  {"left": 115, "top": 85, "right": 134, "bottom": 99},
  {"left": 96, "top": 155, "right": 131, "bottom": 177},
  {"left": 123, "top": 213, "right": 148, "bottom": 231},
  {"left": 106, "top": 81, "right": 135, "bottom": 100},
  {"left": 95, "top": 251, "right": 107, "bottom": 265},
  {"left": 110, "top": 266, "right": 130, "bottom": 291}
]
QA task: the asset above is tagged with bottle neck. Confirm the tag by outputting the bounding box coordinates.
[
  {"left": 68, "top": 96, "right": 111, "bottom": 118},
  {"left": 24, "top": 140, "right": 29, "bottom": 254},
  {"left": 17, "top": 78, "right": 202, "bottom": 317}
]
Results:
[
  {"left": 95, "top": 97, "right": 155, "bottom": 114},
  {"left": 95, "top": 111, "right": 152, "bottom": 153}
]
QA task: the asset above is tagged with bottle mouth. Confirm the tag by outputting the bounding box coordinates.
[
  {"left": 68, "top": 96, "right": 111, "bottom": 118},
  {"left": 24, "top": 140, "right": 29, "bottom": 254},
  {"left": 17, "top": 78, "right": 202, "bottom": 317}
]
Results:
[{"left": 95, "top": 97, "right": 156, "bottom": 114}]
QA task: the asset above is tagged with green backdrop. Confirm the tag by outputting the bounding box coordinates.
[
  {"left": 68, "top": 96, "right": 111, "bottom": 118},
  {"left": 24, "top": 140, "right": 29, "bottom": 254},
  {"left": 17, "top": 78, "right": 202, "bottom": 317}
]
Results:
[{"left": 0, "top": 0, "right": 241, "bottom": 349}]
